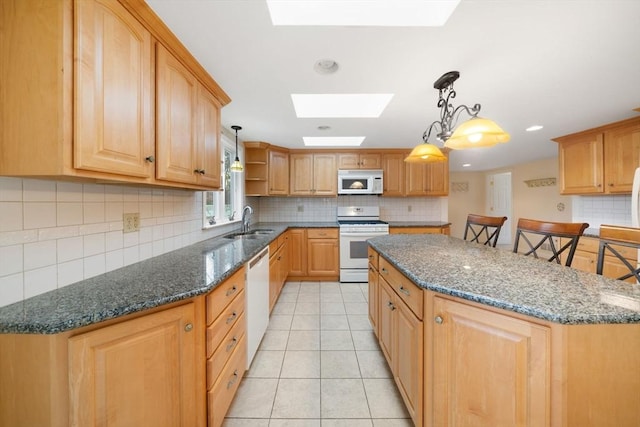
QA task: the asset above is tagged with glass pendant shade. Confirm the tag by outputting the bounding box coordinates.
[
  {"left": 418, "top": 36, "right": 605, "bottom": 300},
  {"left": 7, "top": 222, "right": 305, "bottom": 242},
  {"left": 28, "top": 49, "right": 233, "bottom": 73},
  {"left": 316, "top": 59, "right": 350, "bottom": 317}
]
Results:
[
  {"left": 230, "top": 157, "right": 243, "bottom": 172},
  {"left": 404, "top": 143, "right": 447, "bottom": 163},
  {"left": 444, "top": 117, "right": 510, "bottom": 150}
]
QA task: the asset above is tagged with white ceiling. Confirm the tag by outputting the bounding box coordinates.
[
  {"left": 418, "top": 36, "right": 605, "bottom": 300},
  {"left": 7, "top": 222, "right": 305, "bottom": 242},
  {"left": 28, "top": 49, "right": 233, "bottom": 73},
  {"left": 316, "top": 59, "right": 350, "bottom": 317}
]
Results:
[{"left": 146, "top": 0, "right": 640, "bottom": 172}]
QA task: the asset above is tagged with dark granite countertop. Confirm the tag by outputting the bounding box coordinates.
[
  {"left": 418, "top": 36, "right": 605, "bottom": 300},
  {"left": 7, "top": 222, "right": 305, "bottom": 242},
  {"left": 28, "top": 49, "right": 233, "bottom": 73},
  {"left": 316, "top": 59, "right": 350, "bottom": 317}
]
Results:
[
  {"left": 386, "top": 221, "right": 450, "bottom": 227},
  {"left": 0, "top": 222, "right": 336, "bottom": 335},
  {"left": 369, "top": 234, "right": 640, "bottom": 325}
]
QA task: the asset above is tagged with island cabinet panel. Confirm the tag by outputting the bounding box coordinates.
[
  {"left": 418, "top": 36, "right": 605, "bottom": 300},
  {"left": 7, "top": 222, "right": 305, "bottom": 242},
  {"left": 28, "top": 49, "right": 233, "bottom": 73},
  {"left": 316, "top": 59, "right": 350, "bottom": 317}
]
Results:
[
  {"left": 427, "top": 294, "right": 550, "bottom": 427},
  {"left": 68, "top": 301, "right": 204, "bottom": 427},
  {"left": 74, "top": 0, "right": 154, "bottom": 178}
]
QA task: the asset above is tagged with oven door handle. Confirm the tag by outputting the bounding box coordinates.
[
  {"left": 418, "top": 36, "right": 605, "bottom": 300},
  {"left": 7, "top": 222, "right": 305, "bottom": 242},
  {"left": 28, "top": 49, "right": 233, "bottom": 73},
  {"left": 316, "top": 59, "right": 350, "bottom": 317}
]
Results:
[{"left": 340, "top": 232, "right": 389, "bottom": 237}]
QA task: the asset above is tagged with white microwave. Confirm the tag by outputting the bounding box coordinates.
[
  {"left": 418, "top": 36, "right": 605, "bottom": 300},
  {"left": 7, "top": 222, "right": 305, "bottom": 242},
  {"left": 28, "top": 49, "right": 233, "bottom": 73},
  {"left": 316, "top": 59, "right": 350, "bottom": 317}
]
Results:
[{"left": 337, "top": 169, "right": 383, "bottom": 195}]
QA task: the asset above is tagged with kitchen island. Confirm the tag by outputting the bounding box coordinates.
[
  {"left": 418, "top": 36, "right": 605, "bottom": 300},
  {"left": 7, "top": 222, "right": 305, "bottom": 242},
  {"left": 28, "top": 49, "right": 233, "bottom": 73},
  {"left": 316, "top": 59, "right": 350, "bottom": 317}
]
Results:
[{"left": 368, "top": 234, "right": 640, "bottom": 427}]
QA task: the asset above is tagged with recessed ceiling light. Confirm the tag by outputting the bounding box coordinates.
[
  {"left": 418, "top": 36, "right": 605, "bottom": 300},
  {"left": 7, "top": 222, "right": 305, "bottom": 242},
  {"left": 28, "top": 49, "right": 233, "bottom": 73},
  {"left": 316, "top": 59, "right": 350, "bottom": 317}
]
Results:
[
  {"left": 462, "top": 163, "right": 471, "bottom": 168},
  {"left": 526, "top": 125, "right": 544, "bottom": 132},
  {"left": 317, "top": 125, "right": 331, "bottom": 130},
  {"left": 314, "top": 59, "right": 339, "bottom": 75},
  {"left": 303, "top": 137, "right": 365, "bottom": 147},
  {"left": 291, "top": 94, "right": 394, "bottom": 118},
  {"left": 266, "top": 0, "right": 461, "bottom": 27}
]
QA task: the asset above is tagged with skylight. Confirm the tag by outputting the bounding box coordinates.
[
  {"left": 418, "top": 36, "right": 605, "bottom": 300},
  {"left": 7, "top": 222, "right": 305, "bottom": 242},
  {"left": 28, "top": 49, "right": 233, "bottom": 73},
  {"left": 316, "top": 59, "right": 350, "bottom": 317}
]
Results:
[
  {"left": 303, "top": 137, "right": 365, "bottom": 147},
  {"left": 266, "top": 0, "right": 461, "bottom": 27},
  {"left": 291, "top": 94, "right": 394, "bottom": 118}
]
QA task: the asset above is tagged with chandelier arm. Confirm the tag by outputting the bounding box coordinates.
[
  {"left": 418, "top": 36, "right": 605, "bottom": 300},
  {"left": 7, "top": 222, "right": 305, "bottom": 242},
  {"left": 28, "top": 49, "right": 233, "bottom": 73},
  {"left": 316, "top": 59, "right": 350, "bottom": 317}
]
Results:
[
  {"left": 422, "top": 120, "right": 444, "bottom": 143},
  {"left": 449, "top": 103, "right": 482, "bottom": 129}
]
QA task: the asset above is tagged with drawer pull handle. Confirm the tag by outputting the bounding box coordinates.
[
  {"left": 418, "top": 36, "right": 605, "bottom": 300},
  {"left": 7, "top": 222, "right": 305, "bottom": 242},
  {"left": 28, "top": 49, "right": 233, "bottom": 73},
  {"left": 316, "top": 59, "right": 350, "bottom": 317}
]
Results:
[
  {"left": 435, "top": 316, "right": 444, "bottom": 324},
  {"left": 399, "top": 286, "right": 410, "bottom": 296},
  {"left": 381, "top": 267, "right": 389, "bottom": 275},
  {"left": 226, "top": 336, "right": 238, "bottom": 352},
  {"left": 184, "top": 323, "right": 193, "bottom": 332},
  {"left": 226, "top": 311, "right": 238, "bottom": 324},
  {"left": 387, "top": 301, "right": 396, "bottom": 311},
  {"left": 145, "top": 155, "right": 155, "bottom": 163},
  {"left": 227, "top": 370, "right": 239, "bottom": 389},
  {"left": 368, "top": 254, "right": 374, "bottom": 259},
  {"left": 226, "top": 285, "right": 238, "bottom": 297}
]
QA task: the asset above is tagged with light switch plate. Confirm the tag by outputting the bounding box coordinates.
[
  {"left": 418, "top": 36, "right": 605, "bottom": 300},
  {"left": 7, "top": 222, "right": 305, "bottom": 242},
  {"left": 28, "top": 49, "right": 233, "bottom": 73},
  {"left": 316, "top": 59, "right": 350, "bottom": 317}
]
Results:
[{"left": 123, "top": 213, "right": 140, "bottom": 233}]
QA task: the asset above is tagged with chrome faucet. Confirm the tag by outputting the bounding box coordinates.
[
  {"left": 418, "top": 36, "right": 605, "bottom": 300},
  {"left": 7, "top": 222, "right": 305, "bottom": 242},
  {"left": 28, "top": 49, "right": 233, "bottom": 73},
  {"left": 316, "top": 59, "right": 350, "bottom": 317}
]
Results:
[{"left": 241, "top": 205, "right": 253, "bottom": 233}]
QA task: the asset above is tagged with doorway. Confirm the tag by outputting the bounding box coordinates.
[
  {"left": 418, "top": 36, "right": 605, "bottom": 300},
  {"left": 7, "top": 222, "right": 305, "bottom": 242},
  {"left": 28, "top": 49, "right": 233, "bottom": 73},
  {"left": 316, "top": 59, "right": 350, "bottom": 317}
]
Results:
[{"left": 486, "top": 172, "right": 512, "bottom": 245}]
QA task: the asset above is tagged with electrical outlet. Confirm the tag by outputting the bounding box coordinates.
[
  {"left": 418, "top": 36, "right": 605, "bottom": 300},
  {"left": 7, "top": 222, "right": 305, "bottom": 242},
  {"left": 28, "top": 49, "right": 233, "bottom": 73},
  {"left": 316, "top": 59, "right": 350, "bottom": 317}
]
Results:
[
  {"left": 407, "top": 205, "right": 412, "bottom": 212},
  {"left": 123, "top": 213, "right": 140, "bottom": 233},
  {"left": 297, "top": 205, "right": 304, "bottom": 212}
]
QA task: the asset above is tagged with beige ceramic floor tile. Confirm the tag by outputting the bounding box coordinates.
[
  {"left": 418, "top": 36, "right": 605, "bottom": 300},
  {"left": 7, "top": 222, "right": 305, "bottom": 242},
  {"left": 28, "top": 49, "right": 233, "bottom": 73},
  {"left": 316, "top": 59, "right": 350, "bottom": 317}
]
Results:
[
  {"left": 222, "top": 419, "right": 270, "bottom": 427},
  {"left": 267, "top": 314, "right": 293, "bottom": 330},
  {"left": 280, "top": 350, "right": 321, "bottom": 378},
  {"left": 371, "top": 420, "right": 413, "bottom": 427},
  {"left": 295, "top": 302, "right": 321, "bottom": 315},
  {"left": 227, "top": 378, "right": 279, "bottom": 418},
  {"left": 259, "top": 330, "right": 290, "bottom": 351},
  {"left": 320, "top": 314, "right": 350, "bottom": 330},
  {"left": 344, "top": 302, "right": 368, "bottom": 314},
  {"left": 320, "top": 330, "right": 354, "bottom": 350},
  {"left": 321, "top": 378, "right": 370, "bottom": 418},
  {"left": 351, "top": 331, "right": 380, "bottom": 351},
  {"left": 272, "top": 302, "right": 296, "bottom": 315},
  {"left": 287, "top": 330, "right": 320, "bottom": 350},
  {"left": 321, "top": 350, "right": 361, "bottom": 378},
  {"left": 246, "top": 350, "right": 285, "bottom": 378},
  {"left": 356, "top": 351, "right": 392, "bottom": 379},
  {"left": 321, "top": 420, "right": 373, "bottom": 427},
  {"left": 271, "top": 379, "right": 321, "bottom": 419},
  {"left": 362, "top": 379, "right": 410, "bottom": 419},
  {"left": 291, "top": 314, "right": 320, "bottom": 330},
  {"left": 269, "top": 420, "right": 320, "bottom": 427},
  {"left": 347, "top": 314, "right": 373, "bottom": 331},
  {"left": 320, "top": 302, "right": 346, "bottom": 315},
  {"left": 320, "top": 293, "right": 344, "bottom": 303}
]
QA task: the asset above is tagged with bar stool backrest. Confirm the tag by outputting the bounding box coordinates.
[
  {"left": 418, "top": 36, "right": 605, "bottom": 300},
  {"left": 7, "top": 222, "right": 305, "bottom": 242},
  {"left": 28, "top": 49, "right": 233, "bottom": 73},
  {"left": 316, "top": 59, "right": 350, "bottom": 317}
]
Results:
[
  {"left": 597, "top": 224, "right": 640, "bottom": 282},
  {"left": 513, "top": 218, "right": 589, "bottom": 266},
  {"left": 463, "top": 214, "right": 508, "bottom": 247}
]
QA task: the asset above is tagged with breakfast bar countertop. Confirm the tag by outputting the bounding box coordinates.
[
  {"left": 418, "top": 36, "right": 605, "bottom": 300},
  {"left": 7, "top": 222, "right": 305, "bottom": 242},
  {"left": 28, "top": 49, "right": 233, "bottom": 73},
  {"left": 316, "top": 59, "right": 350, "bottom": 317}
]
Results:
[
  {"left": 0, "top": 222, "right": 344, "bottom": 335},
  {"left": 368, "top": 234, "right": 640, "bottom": 325}
]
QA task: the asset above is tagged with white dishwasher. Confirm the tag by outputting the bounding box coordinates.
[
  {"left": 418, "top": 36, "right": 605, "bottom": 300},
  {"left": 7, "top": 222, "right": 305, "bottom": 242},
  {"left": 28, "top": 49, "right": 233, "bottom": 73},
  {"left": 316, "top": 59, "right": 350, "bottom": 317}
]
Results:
[{"left": 245, "top": 247, "right": 269, "bottom": 368}]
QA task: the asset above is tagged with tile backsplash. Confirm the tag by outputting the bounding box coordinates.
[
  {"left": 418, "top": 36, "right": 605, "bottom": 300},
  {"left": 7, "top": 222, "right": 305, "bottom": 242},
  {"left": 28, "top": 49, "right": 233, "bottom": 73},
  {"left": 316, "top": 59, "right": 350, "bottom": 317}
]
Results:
[
  {"left": 572, "top": 195, "right": 632, "bottom": 229},
  {"left": 0, "top": 177, "right": 238, "bottom": 308}
]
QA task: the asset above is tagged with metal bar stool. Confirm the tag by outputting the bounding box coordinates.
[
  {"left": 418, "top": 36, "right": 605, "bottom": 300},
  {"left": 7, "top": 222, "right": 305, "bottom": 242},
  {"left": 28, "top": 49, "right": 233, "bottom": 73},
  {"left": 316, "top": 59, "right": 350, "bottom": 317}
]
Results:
[
  {"left": 596, "top": 224, "right": 640, "bottom": 282},
  {"left": 513, "top": 218, "right": 589, "bottom": 266},
  {"left": 463, "top": 214, "right": 508, "bottom": 247}
]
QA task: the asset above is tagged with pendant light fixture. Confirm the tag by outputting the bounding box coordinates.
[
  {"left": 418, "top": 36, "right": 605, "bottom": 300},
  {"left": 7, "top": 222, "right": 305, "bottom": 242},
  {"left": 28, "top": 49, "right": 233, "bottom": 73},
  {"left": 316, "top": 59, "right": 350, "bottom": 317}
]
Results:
[
  {"left": 230, "top": 125, "right": 243, "bottom": 173},
  {"left": 405, "top": 71, "right": 510, "bottom": 163}
]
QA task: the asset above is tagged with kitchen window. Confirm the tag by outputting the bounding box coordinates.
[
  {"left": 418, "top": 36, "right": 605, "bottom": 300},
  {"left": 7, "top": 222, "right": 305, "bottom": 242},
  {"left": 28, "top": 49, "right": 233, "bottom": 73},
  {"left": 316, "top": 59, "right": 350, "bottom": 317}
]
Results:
[{"left": 203, "top": 134, "right": 243, "bottom": 228}]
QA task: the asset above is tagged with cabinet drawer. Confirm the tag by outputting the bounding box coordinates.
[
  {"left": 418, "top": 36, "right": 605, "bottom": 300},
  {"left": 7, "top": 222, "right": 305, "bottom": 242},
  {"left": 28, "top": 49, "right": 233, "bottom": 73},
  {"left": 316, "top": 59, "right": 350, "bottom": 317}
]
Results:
[
  {"left": 307, "top": 228, "right": 338, "bottom": 239},
  {"left": 206, "top": 267, "right": 245, "bottom": 326},
  {"left": 269, "top": 240, "right": 279, "bottom": 255},
  {"left": 278, "top": 233, "right": 288, "bottom": 247},
  {"left": 207, "top": 334, "right": 247, "bottom": 427},
  {"left": 378, "top": 258, "right": 423, "bottom": 320},
  {"left": 570, "top": 236, "right": 637, "bottom": 261},
  {"left": 368, "top": 247, "right": 379, "bottom": 271},
  {"left": 207, "top": 312, "right": 246, "bottom": 390},
  {"left": 207, "top": 289, "right": 245, "bottom": 357}
]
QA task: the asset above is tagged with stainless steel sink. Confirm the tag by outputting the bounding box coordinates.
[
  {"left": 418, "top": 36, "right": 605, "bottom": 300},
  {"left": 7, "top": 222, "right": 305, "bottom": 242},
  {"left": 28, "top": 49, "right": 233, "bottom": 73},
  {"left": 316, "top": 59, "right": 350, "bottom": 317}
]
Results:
[{"left": 224, "top": 229, "right": 274, "bottom": 239}]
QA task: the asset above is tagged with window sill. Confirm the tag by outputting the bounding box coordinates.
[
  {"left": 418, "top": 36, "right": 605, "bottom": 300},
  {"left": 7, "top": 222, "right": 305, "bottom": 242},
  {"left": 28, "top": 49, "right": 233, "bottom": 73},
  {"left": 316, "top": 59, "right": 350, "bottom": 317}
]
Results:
[{"left": 203, "top": 218, "right": 241, "bottom": 230}]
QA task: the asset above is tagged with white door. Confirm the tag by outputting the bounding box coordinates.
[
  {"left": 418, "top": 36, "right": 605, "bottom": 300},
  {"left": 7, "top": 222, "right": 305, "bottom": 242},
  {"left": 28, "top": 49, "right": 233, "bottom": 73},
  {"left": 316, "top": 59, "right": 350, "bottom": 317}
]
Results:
[{"left": 486, "top": 172, "right": 512, "bottom": 245}]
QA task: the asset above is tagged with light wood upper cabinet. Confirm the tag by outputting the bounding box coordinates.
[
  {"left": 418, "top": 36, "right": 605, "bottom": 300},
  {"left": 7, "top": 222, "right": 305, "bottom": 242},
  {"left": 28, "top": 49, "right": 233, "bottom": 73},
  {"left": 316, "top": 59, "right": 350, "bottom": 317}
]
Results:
[
  {"left": 429, "top": 295, "right": 549, "bottom": 427},
  {"left": 405, "top": 155, "right": 449, "bottom": 196},
  {"left": 289, "top": 153, "right": 337, "bottom": 196},
  {"left": 69, "top": 302, "right": 203, "bottom": 427},
  {"left": 197, "top": 88, "right": 222, "bottom": 188},
  {"left": 74, "top": 0, "right": 154, "bottom": 178},
  {"left": 268, "top": 148, "right": 289, "bottom": 195},
  {"left": 381, "top": 153, "right": 405, "bottom": 196},
  {"left": 0, "top": 0, "right": 229, "bottom": 190},
  {"left": 555, "top": 116, "right": 640, "bottom": 195},
  {"left": 337, "top": 152, "right": 381, "bottom": 169}
]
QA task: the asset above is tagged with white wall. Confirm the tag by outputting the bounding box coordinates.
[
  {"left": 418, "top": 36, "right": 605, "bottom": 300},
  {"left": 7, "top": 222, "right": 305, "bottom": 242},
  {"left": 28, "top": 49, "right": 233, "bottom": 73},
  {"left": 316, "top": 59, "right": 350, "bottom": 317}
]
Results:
[{"left": 0, "top": 177, "right": 238, "bottom": 308}]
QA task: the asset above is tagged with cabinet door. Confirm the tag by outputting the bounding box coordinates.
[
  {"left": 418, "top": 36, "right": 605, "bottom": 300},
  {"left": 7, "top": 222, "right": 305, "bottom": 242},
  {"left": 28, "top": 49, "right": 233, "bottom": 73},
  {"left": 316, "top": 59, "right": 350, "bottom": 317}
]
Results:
[
  {"left": 395, "top": 299, "right": 423, "bottom": 427},
  {"left": 359, "top": 153, "right": 381, "bottom": 169},
  {"left": 425, "top": 157, "right": 449, "bottom": 196},
  {"left": 74, "top": 0, "right": 153, "bottom": 178},
  {"left": 558, "top": 133, "right": 604, "bottom": 194},
  {"left": 568, "top": 250, "right": 596, "bottom": 274},
  {"left": 269, "top": 252, "right": 279, "bottom": 312},
  {"left": 307, "top": 238, "right": 339, "bottom": 276},
  {"left": 405, "top": 161, "right": 427, "bottom": 196},
  {"left": 288, "top": 229, "right": 307, "bottom": 276},
  {"left": 269, "top": 149, "right": 289, "bottom": 195},
  {"left": 313, "top": 154, "right": 337, "bottom": 195},
  {"left": 368, "top": 264, "right": 379, "bottom": 335},
  {"left": 382, "top": 153, "right": 405, "bottom": 196},
  {"left": 289, "top": 154, "right": 314, "bottom": 195},
  {"left": 156, "top": 45, "right": 199, "bottom": 184},
  {"left": 604, "top": 122, "right": 640, "bottom": 193},
  {"left": 69, "top": 303, "right": 200, "bottom": 427},
  {"left": 378, "top": 278, "right": 395, "bottom": 367},
  {"left": 196, "top": 88, "right": 221, "bottom": 188},
  {"left": 337, "top": 153, "right": 360, "bottom": 169},
  {"left": 431, "top": 297, "right": 550, "bottom": 427}
]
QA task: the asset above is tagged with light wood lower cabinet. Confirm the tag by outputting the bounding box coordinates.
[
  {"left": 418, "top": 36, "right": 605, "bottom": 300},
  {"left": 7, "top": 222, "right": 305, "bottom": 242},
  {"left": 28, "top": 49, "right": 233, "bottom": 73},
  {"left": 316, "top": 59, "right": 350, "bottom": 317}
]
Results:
[
  {"left": 288, "top": 228, "right": 339, "bottom": 280},
  {"left": 389, "top": 225, "right": 450, "bottom": 235},
  {"left": 427, "top": 294, "right": 550, "bottom": 427},
  {"left": 269, "top": 232, "right": 290, "bottom": 312},
  {"left": 562, "top": 236, "right": 638, "bottom": 283}
]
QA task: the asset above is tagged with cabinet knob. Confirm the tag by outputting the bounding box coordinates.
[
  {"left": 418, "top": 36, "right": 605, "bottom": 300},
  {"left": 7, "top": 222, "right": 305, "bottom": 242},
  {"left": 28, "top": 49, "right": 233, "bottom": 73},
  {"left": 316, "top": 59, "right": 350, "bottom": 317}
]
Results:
[
  {"left": 227, "top": 370, "right": 239, "bottom": 389},
  {"left": 608, "top": 183, "right": 614, "bottom": 187},
  {"left": 145, "top": 155, "right": 155, "bottom": 163},
  {"left": 184, "top": 323, "right": 193, "bottom": 332},
  {"left": 226, "top": 311, "right": 238, "bottom": 324},
  {"left": 387, "top": 301, "right": 396, "bottom": 311},
  {"left": 399, "top": 286, "right": 410, "bottom": 296},
  {"left": 226, "top": 336, "right": 238, "bottom": 352},
  {"left": 225, "top": 285, "right": 238, "bottom": 297},
  {"left": 381, "top": 267, "right": 389, "bottom": 275},
  {"left": 434, "top": 316, "right": 443, "bottom": 324}
]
